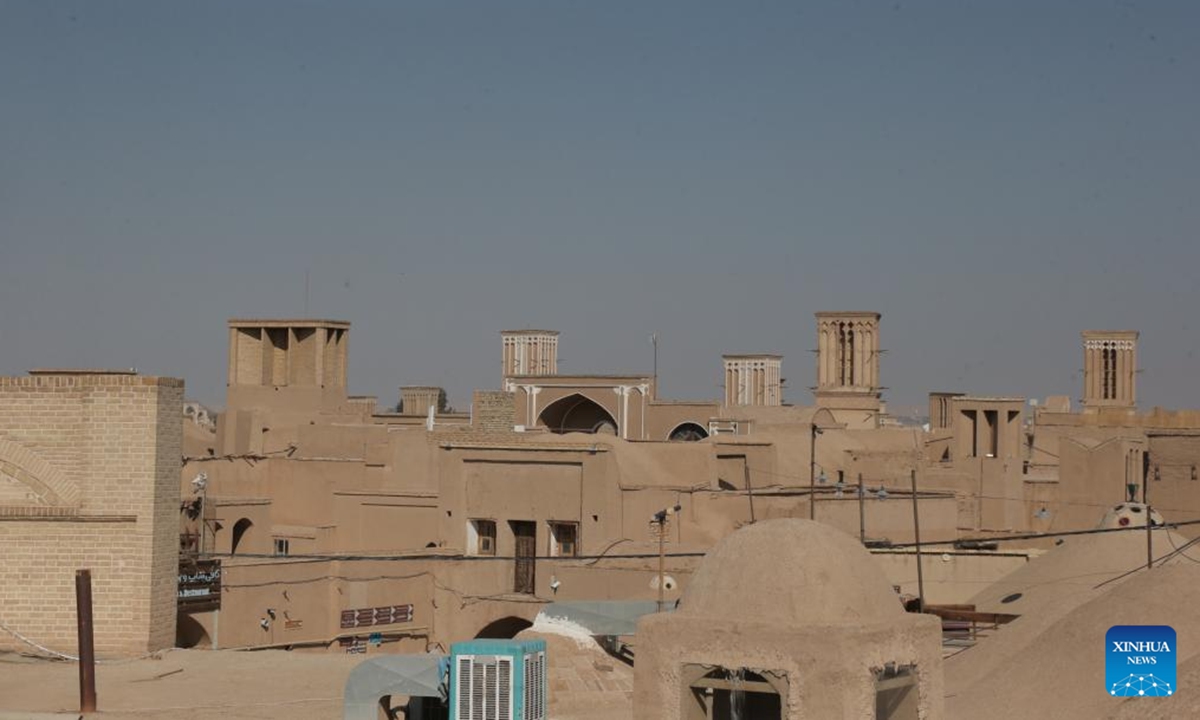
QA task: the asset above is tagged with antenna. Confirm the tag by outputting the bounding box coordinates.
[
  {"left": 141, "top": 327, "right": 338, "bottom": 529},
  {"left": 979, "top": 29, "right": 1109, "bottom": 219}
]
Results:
[{"left": 304, "top": 269, "right": 310, "bottom": 316}]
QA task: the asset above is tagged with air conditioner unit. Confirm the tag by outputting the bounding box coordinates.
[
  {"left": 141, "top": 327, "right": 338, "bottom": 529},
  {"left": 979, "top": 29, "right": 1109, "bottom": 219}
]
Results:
[{"left": 450, "top": 639, "right": 547, "bottom": 720}]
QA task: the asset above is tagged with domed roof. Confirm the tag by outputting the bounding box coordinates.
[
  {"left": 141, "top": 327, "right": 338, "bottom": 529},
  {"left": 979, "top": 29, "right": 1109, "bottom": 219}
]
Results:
[{"left": 680, "top": 519, "right": 904, "bottom": 625}]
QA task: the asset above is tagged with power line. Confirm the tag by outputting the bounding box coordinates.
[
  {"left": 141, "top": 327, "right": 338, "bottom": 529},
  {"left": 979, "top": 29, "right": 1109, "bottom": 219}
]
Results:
[
  {"left": 884, "top": 517, "right": 1200, "bottom": 549},
  {"left": 205, "top": 550, "right": 708, "bottom": 564},
  {"left": 742, "top": 464, "right": 1200, "bottom": 515}
]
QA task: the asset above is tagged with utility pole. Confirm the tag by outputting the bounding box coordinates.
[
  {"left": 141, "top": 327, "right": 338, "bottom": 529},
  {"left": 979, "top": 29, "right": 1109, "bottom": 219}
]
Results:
[
  {"left": 858, "top": 473, "right": 866, "bottom": 544},
  {"left": 910, "top": 470, "right": 925, "bottom": 612},
  {"left": 657, "top": 524, "right": 665, "bottom": 612},
  {"left": 1145, "top": 462, "right": 1153, "bottom": 570},
  {"left": 76, "top": 569, "right": 97, "bottom": 714},
  {"left": 809, "top": 423, "right": 822, "bottom": 521},
  {"left": 654, "top": 503, "right": 681, "bottom": 612},
  {"left": 743, "top": 462, "right": 756, "bottom": 524}
]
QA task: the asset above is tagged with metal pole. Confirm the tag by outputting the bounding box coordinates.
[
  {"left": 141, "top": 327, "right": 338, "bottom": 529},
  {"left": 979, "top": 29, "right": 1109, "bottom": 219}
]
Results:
[
  {"left": 910, "top": 470, "right": 925, "bottom": 612},
  {"left": 198, "top": 490, "right": 206, "bottom": 555},
  {"left": 858, "top": 473, "right": 866, "bottom": 544},
  {"left": 809, "top": 425, "right": 817, "bottom": 521},
  {"left": 651, "top": 333, "right": 658, "bottom": 400},
  {"left": 657, "top": 521, "right": 665, "bottom": 613},
  {"left": 743, "top": 462, "right": 756, "bottom": 524},
  {"left": 75, "top": 569, "right": 97, "bottom": 714},
  {"left": 1145, "top": 466, "right": 1153, "bottom": 570}
]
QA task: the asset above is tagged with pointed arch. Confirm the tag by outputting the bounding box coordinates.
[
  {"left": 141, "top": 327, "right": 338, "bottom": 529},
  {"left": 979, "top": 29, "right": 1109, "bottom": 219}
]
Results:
[{"left": 536, "top": 393, "right": 618, "bottom": 435}]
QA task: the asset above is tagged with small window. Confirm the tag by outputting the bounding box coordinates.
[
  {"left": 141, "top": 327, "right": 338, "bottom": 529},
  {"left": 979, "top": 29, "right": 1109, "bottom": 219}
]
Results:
[
  {"left": 549, "top": 522, "right": 578, "bottom": 557},
  {"left": 273, "top": 538, "right": 289, "bottom": 556},
  {"left": 685, "top": 666, "right": 785, "bottom": 719},
  {"left": 470, "top": 519, "right": 496, "bottom": 556},
  {"left": 876, "top": 664, "right": 918, "bottom": 720}
]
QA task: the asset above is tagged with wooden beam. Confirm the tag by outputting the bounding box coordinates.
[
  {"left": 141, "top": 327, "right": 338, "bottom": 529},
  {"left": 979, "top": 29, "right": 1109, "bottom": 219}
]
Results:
[
  {"left": 926, "top": 608, "right": 1020, "bottom": 625},
  {"left": 691, "top": 678, "right": 779, "bottom": 694},
  {"left": 875, "top": 674, "right": 918, "bottom": 692}
]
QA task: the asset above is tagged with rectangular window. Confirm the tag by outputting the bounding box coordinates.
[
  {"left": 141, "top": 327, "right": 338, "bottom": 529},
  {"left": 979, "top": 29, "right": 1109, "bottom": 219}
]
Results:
[
  {"left": 469, "top": 519, "right": 497, "bottom": 556},
  {"left": 273, "top": 538, "right": 290, "bottom": 556},
  {"left": 549, "top": 522, "right": 578, "bottom": 558}
]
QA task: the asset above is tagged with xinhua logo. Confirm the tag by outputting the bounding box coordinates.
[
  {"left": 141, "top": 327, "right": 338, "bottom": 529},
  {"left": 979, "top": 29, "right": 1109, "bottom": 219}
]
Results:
[{"left": 1106, "top": 625, "right": 1176, "bottom": 697}]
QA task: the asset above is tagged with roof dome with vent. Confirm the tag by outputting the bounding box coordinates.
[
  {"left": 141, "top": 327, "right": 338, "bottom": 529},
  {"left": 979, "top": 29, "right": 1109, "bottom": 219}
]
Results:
[{"left": 679, "top": 518, "right": 904, "bottom": 625}]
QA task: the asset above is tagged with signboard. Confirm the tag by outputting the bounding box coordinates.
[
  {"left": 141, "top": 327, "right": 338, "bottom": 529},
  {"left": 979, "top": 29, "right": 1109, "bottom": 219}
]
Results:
[
  {"left": 339, "top": 603, "right": 413, "bottom": 630},
  {"left": 340, "top": 637, "right": 367, "bottom": 654},
  {"left": 178, "top": 559, "right": 221, "bottom": 613}
]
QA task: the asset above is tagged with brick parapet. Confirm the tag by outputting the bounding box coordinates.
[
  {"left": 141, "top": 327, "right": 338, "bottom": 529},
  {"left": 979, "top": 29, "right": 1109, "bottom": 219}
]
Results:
[{"left": 472, "top": 391, "right": 516, "bottom": 434}]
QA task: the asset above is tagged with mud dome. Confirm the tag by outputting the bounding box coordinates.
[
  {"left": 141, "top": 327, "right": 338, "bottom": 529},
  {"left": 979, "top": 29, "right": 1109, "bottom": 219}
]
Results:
[{"left": 633, "top": 519, "right": 944, "bottom": 720}]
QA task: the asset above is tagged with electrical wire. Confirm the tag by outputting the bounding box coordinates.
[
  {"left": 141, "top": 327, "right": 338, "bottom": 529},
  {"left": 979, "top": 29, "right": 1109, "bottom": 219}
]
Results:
[
  {"left": 886, "top": 517, "right": 1200, "bottom": 549},
  {"left": 1164, "top": 531, "right": 1200, "bottom": 565},
  {"left": 0, "top": 618, "right": 172, "bottom": 664},
  {"left": 182, "top": 445, "right": 299, "bottom": 464},
  {"left": 209, "top": 550, "right": 706, "bottom": 563},
  {"left": 107, "top": 696, "right": 340, "bottom": 714},
  {"left": 744, "top": 464, "right": 1200, "bottom": 515}
]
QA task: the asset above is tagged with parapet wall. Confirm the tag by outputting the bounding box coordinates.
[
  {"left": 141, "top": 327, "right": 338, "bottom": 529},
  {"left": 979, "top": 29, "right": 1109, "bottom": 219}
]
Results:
[{"left": 473, "top": 391, "right": 515, "bottom": 433}]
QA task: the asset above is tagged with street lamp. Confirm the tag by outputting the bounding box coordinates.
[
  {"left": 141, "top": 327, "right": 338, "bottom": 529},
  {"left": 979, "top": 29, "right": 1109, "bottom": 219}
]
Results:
[{"left": 653, "top": 503, "right": 682, "bottom": 612}]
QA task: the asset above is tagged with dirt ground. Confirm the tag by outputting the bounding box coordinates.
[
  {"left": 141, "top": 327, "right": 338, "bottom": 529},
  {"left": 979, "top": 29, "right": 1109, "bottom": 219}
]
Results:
[
  {"left": 0, "top": 638, "right": 630, "bottom": 720},
  {"left": 0, "top": 648, "right": 362, "bottom": 720}
]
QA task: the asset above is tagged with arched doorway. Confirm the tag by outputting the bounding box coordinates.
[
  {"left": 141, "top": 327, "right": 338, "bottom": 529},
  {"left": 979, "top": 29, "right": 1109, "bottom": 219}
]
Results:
[
  {"left": 231, "top": 518, "right": 254, "bottom": 555},
  {"left": 474, "top": 616, "right": 534, "bottom": 639},
  {"left": 537, "top": 394, "right": 618, "bottom": 435},
  {"left": 668, "top": 422, "right": 709, "bottom": 442},
  {"left": 176, "top": 614, "right": 211, "bottom": 649}
]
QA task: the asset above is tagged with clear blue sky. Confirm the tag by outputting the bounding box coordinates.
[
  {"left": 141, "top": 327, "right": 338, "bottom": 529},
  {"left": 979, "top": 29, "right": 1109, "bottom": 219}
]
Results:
[{"left": 2, "top": 1, "right": 1197, "bottom": 414}]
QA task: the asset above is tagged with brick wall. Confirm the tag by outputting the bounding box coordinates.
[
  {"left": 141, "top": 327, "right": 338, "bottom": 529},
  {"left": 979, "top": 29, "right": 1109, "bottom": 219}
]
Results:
[
  {"left": 473, "top": 391, "right": 515, "bottom": 433},
  {"left": 0, "top": 373, "right": 183, "bottom": 657}
]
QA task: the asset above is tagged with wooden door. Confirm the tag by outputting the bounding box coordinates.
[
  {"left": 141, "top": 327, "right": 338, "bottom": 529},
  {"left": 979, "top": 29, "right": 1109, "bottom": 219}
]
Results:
[{"left": 512, "top": 521, "right": 536, "bottom": 594}]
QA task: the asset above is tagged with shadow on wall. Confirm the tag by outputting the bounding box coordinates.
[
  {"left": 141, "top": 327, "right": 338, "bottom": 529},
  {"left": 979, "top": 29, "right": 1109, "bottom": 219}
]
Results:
[
  {"left": 231, "top": 518, "right": 254, "bottom": 555},
  {"left": 176, "top": 614, "right": 211, "bottom": 649},
  {"left": 474, "top": 616, "right": 534, "bottom": 639}
]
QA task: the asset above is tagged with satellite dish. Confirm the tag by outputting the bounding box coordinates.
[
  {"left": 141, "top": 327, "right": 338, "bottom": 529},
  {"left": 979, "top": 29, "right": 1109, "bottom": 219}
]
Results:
[{"left": 650, "top": 575, "right": 677, "bottom": 591}]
